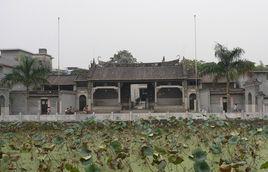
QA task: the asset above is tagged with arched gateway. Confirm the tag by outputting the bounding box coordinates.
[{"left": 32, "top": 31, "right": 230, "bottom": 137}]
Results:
[
  {"left": 79, "top": 95, "right": 87, "bottom": 111},
  {"left": 189, "top": 93, "right": 196, "bottom": 111}
]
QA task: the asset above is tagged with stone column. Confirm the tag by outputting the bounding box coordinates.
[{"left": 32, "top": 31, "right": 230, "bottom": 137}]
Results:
[
  {"left": 260, "top": 96, "right": 264, "bottom": 113},
  {"left": 5, "top": 92, "right": 10, "bottom": 115},
  {"left": 88, "top": 82, "right": 93, "bottom": 110},
  {"left": 245, "top": 91, "right": 248, "bottom": 112},
  {"left": 38, "top": 99, "right": 41, "bottom": 115},
  {"left": 194, "top": 99, "right": 197, "bottom": 112},
  {"left": 252, "top": 93, "right": 256, "bottom": 113},
  {"left": 230, "top": 96, "right": 234, "bottom": 111},
  {"left": 91, "top": 88, "right": 95, "bottom": 109},
  {"left": 220, "top": 97, "right": 223, "bottom": 112},
  {"left": 154, "top": 82, "right": 157, "bottom": 104},
  {"left": 182, "top": 80, "right": 188, "bottom": 111},
  {"left": 118, "top": 83, "right": 121, "bottom": 104},
  {"left": 59, "top": 99, "right": 62, "bottom": 114},
  {"left": 255, "top": 96, "right": 258, "bottom": 113}
]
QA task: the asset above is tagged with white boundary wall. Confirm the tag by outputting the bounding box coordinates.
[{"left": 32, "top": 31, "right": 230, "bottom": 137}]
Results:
[{"left": 0, "top": 112, "right": 267, "bottom": 122}]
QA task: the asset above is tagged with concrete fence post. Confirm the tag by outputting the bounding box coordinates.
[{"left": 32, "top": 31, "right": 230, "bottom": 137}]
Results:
[
  {"left": 19, "top": 112, "right": 22, "bottom": 122},
  {"left": 0, "top": 114, "right": 3, "bottom": 122},
  {"left": 93, "top": 112, "right": 96, "bottom": 120},
  {"left": 38, "top": 113, "right": 40, "bottom": 122},
  {"left": 75, "top": 112, "right": 78, "bottom": 121},
  {"left": 135, "top": 113, "right": 138, "bottom": 121}
]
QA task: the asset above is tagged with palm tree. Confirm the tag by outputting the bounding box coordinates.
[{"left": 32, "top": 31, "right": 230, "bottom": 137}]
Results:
[
  {"left": 2, "top": 56, "right": 49, "bottom": 114},
  {"left": 199, "top": 43, "right": 254, "bottom": 112}
]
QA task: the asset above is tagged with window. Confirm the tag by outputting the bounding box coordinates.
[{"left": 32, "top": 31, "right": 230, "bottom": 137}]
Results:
[
  {"left": 248, "top": 93, "right": 252, "bottom": 105},
  {"left": 188, "top": 80, "right": 196, "bottom": 86},
  {"left": 77, "top": 81, "right": 88, "bottom": 87}
]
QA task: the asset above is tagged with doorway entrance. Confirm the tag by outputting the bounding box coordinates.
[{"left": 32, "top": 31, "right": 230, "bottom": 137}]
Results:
[
  {"left": 41, "top": 99, "right": 48, "bottom": 114},
  {"left": 120, "top": 82, "right": 155, "bottom": 110},
  {"left": 222, "top": 97, "right": 227, "bottom": 112},
  {"left": 79, "top": 95, "right": 87, "bottom": 111},
  {"left": 189, "top": 93, "right": 196, "bottom": 111},
  {"left": 248, "top": 93, "right": 252, "bottom": 112},
  {"left": 130, "top": 84, "right": 148, "bottom": 110}
]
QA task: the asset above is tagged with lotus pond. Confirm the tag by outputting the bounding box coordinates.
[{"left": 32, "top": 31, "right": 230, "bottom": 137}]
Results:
[{"left": 0, "top": 117, "right": 268, "bottom": 172}]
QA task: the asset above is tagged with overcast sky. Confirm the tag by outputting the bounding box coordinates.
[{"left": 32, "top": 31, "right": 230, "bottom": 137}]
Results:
[{"left": 1, "top": 0, "right": 268, "bottom": 69}]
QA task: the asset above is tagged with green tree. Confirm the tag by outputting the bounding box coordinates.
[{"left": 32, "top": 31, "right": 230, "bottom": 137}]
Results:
[
  {"left": 71, "top": 69, "right": 88, "bottom": 75},
  {"left": 1, "top": 56, "right": 49, "bottom": 114},
  {"left": 180, "top": 58, "right": 204, "bottom": 72},
  {"left": 254, "top": 61, "right": 268, "bottom": 71},
  {"left": 199, "top": 43, "right": 254, "bottom": 112},
  {"left": 109, "top": 50, "right": 137, "bottom": 64}
]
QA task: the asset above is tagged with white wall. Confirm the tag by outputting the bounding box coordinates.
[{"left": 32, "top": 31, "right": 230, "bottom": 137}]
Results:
[
  {"left": 130, "top": 84, "right": 147, "bottom": 102},
  {"left": 60, "top": 92, "right": 76, "bottom": 113},
  {"left": 10, "top": 92, "right": 27, "bottom": 115},
  {"left": 199, "top": 89, "right": 209, "bottom": 112}
]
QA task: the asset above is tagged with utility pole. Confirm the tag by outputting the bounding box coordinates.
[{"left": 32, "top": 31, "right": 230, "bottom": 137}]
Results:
[
  {"left": 194, "top": 14, "right": 199, "bottom": 112},
  {"left": 57, "top": 17, "right": 60, "bottom": 114}
]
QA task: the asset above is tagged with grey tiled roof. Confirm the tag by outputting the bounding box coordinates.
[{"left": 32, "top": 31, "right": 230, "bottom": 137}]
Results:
[
  {"left": 201, "top": 75, "right": 236, "bottom": 83},
  {"left": 47, "top": 75, "right": 76, "bottom": 85},
  {"left": 88, "top": 66, "right": 186, "bottom": 81},
  {"left": 210, "top": 88, "right": 245, "bottom": 95},
  {"left": 244, "top": 77, "right": 261, "bottom": 86}
]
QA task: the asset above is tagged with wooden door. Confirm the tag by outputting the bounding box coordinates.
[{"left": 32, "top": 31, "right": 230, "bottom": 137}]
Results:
[{"left": 41, "top": 99, "right": 48, "bottom": 114}]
